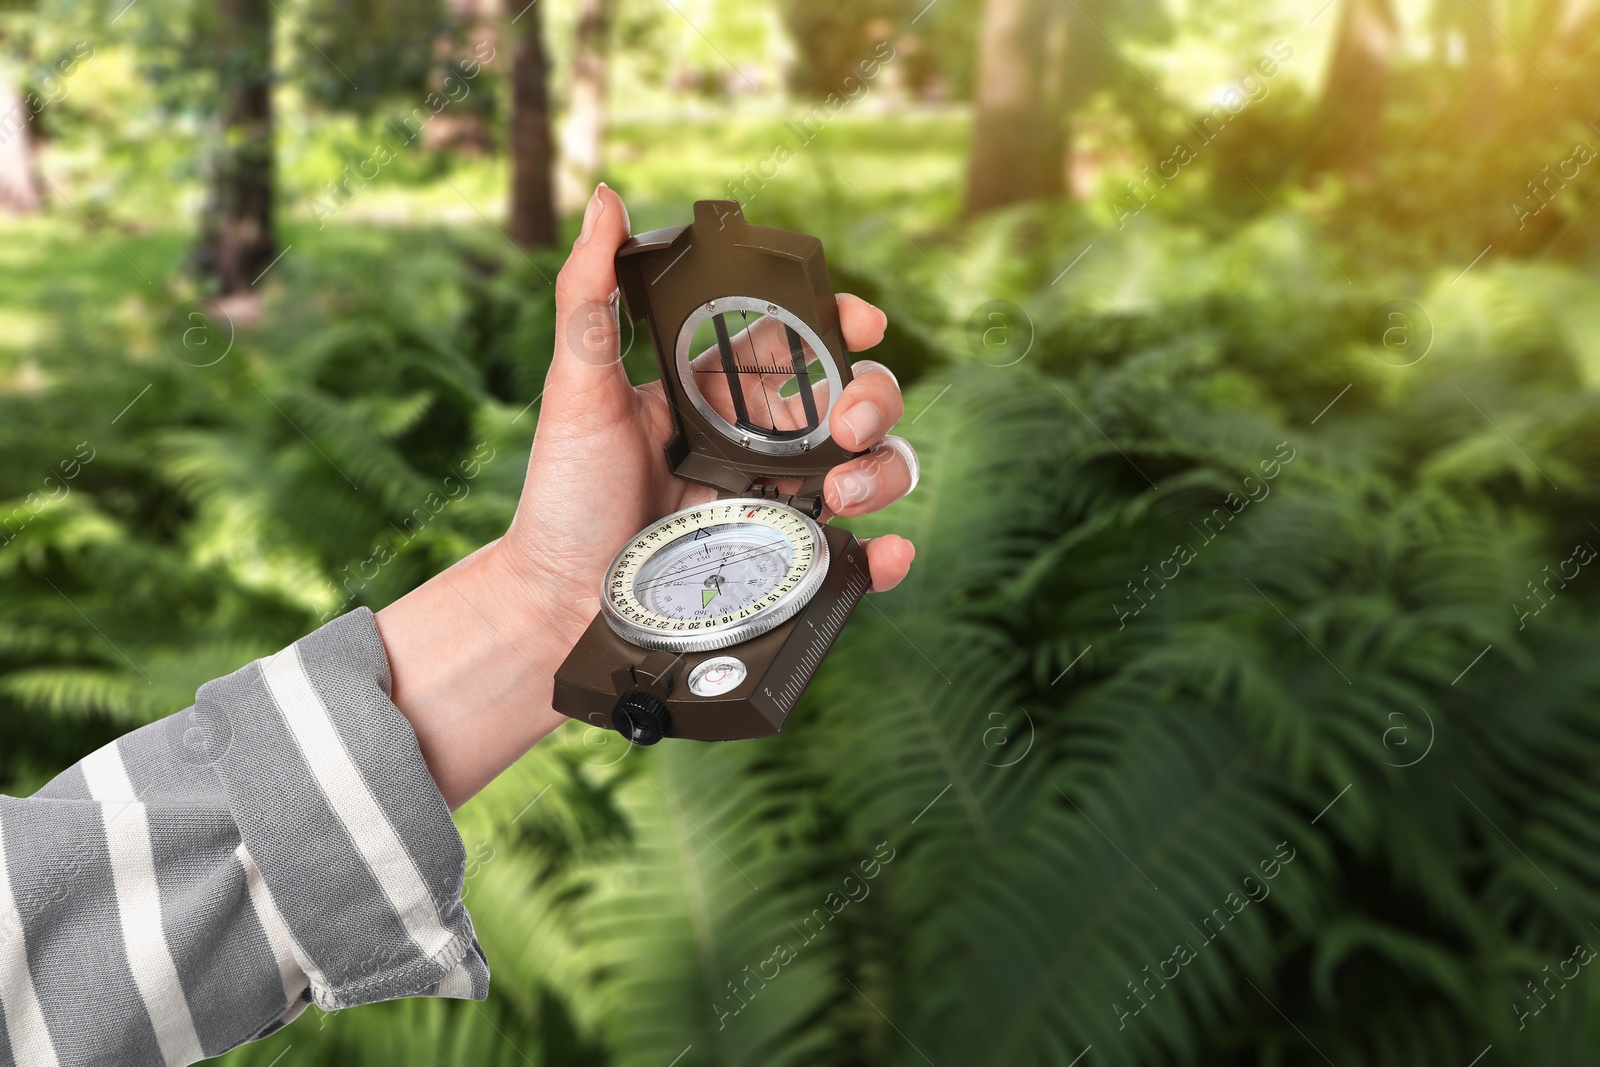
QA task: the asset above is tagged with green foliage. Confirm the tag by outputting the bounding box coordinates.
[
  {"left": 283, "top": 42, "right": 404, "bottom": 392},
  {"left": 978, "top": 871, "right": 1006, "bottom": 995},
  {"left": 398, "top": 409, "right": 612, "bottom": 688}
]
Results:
[
  {"left": 779, "top": 0, "right": 907, "bottom": 96},
  {"left": 9, "top": 2, "right": 1600, "bottom": 1060},
  {"left": 10, "top": 195, "right": 1600, "bottom": 1065},
  {"left": 292, "top": 0, "right": 447, "bottom": 113},
  {"left": 0, "top": 222, "right": 558, "bottom": 796}
]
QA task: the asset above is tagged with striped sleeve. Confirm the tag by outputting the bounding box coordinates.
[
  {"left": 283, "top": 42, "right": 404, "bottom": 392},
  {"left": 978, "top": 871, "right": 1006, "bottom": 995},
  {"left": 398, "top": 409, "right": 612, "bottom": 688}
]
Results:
[{"left": 0, "top": 608, "right": 489, "bottom": 1067}]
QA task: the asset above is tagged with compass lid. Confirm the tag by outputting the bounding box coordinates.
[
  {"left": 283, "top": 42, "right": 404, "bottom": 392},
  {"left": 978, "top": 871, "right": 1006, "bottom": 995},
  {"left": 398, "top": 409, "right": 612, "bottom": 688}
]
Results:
[{"left": 615, "top": 201, "right": 859, "bottom": 512}]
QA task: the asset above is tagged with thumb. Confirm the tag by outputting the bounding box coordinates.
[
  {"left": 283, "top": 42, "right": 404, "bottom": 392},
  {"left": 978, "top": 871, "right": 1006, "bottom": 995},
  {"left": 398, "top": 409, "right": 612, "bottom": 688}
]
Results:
[{"left": 545, "top": 183, "right": 634, "bottom": 415}]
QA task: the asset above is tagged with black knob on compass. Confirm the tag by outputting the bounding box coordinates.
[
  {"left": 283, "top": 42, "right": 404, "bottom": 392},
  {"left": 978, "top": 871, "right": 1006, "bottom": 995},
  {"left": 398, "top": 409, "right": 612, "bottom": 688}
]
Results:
[{"left": 612, "top": 691, "right": 672, "bottom": 746}]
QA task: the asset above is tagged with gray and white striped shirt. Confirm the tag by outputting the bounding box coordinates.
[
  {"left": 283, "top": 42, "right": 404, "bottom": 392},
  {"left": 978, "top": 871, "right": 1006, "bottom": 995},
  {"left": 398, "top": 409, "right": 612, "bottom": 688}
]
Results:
[{"left": 0, "top": 609, "right": 489, "bottom": 1066}]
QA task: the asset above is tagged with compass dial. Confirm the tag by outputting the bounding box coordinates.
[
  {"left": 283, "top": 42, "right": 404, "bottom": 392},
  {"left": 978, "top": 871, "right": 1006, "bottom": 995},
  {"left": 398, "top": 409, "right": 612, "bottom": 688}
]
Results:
[{"left": 601, "top": 498, "right": 830, "bottom": 652}]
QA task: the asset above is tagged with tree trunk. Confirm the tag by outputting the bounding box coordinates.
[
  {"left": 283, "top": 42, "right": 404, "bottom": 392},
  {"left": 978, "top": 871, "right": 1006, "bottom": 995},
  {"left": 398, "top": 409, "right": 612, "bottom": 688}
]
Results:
[
  {"left": 196, "top": 0, "right": 276, "bottom": 295},
  {"left": 509, "top": 0, "right": 557, "bottom": 249},
  {"left": 0, "top": 52, "right": 41, "bottom": 214},
  {"left": 963, "top": 0, "right": 1068, "bottom": 218},
  {"left": 558, "top": 0, "right": 612, "bottom": 210},
  {"left": 1303, "top": 0, "right": 1399, "bottom": 180}
]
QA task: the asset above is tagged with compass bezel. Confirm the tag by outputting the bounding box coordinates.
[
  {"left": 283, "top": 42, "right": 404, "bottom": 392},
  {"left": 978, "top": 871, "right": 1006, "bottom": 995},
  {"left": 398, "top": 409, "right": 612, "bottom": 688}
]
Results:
[
  {"left": 599, "top": 497, "right": 832, "bottom": 653},
  {"left": 673, "top": 296, "right": 846, "bottom": 457}
]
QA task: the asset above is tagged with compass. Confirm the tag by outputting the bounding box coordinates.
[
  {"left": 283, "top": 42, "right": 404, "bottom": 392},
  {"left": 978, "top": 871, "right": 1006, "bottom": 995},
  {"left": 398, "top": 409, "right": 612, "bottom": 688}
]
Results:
[{"left": 552, "top": 200, "right": 873, "bottom": 745}]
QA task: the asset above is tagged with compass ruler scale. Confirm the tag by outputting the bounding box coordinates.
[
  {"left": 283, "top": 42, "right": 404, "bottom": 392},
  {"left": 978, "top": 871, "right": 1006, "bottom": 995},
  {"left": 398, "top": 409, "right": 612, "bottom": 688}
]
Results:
[{"left": 552, "top": 200, "right": 874, "bottom": 745}]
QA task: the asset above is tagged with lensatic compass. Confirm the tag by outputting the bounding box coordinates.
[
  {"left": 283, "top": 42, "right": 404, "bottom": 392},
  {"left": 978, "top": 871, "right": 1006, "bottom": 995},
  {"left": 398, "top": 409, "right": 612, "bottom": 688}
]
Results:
[{"left": 553, "top": 200, "right": 872, "bottom": 745}]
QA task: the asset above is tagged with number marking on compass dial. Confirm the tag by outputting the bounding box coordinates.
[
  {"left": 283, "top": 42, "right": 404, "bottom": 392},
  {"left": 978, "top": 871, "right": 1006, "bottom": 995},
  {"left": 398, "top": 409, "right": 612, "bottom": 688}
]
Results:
[{"left": 601, "top": 499, "right": 831, "bottom": 652}]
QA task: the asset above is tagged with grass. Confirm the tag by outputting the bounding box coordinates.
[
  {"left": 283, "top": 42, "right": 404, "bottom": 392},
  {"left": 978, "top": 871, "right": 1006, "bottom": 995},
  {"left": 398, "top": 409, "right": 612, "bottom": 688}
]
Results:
[{"left": 0, "top": 217, "right": 186, "bottom": 371}]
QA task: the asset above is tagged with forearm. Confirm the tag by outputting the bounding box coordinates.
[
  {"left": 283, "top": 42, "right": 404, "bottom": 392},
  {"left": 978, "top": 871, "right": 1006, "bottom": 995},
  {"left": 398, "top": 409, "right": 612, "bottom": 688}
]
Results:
[
  {"left": 6, "top": 610, "right": 491, "bottom": 1066},
  {"left": 373, "top": 540, "right": 587, "bottom": 810}
]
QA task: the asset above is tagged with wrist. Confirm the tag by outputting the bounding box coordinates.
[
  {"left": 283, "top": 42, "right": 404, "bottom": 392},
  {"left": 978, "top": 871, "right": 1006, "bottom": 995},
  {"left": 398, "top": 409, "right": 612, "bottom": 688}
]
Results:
[
  {"left": 480, "top": 531, "right": 599, "bottom": 654},
  {"left": 373, "top": 539, "right": 589, "bottom": 810}
]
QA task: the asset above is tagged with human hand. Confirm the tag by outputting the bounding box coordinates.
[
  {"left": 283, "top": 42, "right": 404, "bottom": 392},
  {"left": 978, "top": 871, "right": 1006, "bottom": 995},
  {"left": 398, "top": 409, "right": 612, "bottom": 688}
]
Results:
[
  {"left": 377, "top": 185, "right": 917, "bottom": 808},
  {"left": 497, "top": 184, "right": 918, "bottom": 644}
]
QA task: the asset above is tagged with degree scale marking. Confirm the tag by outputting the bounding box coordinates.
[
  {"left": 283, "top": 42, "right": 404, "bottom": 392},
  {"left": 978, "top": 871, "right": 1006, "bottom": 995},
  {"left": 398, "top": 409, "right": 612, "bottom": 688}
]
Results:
[{"left": 609, "top": 502, "right": 817, "bottom": 634}]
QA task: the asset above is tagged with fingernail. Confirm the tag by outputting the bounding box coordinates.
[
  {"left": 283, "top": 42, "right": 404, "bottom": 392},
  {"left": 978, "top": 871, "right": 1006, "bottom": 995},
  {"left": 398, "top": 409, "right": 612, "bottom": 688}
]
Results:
[
  {"left": 829, "top": 465, "right": 878, "bottom": 513},
  {"left": 576, "top": 184, "right": 606, "bottom": 247},
  {"left": 840, "top": 401, "right": 882, "bottom": 449}
]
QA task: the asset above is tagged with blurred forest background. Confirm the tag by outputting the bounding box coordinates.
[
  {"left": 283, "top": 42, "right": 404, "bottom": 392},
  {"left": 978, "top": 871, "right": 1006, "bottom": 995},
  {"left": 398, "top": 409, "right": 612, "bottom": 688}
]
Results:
[{"left": 4, "top": 0, "right": 1600, "bottom": 1064}]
